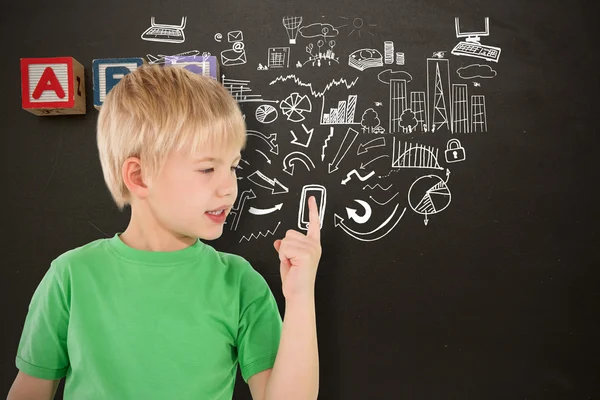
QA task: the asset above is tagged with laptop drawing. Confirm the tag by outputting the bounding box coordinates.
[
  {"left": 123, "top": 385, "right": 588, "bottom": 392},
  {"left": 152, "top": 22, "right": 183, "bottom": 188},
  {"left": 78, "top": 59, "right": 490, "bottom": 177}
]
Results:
[{"left": 141, "top": 17, "right": 187, "bottom": 43}]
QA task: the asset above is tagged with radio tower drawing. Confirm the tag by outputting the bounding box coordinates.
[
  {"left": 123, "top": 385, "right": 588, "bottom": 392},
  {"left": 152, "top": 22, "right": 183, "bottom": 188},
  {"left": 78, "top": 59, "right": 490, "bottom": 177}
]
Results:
[{"left": 432, "top": 63, "right": 449, "bottom": 131}]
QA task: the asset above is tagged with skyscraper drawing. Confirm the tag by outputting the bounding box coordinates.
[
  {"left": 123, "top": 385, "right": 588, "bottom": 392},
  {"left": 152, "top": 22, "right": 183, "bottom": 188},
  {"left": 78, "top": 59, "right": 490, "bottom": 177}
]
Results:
[
  {"left": 389, "top": 79, "right": 407, "bottom": 134},
  {"left": 452, "top": 84, "right": 469, "bottom": 133},
  {"left": 471, "top": 95, "right": 487, "bottom": 132},
  {"left": 426, "top": 58, "right": 451, "bottom": 132},
  {"left": 410, "top": 91, "right": 427, "bottom": 133}
]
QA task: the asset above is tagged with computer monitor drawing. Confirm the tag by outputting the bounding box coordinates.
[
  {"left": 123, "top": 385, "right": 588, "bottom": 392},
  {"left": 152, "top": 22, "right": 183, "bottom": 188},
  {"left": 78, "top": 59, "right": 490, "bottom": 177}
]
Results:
[
  {"left": 141, "top": 17, "right": 187, "bottom": 43},
  {"left": 454, "top": 17, "right": 489, "bottom": 42}
]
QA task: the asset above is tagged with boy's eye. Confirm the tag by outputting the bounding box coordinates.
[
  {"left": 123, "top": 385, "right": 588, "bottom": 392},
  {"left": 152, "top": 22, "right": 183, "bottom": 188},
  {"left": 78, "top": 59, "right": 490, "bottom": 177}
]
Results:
[
  {"left": 199, "top": 168, "right": 214, "bottom": 173},
  {"left": 231, "top": 165, "right": 240, "bottom": 172}
]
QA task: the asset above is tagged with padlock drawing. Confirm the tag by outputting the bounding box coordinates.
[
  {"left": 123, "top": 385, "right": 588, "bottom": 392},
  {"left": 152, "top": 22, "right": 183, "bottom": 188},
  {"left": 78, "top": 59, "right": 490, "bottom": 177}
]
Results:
[{"left": 444, "top": 139, "right": 466, "bottom": 163}]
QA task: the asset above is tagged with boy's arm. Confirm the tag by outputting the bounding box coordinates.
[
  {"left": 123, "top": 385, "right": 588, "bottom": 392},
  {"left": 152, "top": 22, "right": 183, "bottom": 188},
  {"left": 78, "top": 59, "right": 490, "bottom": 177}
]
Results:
[
  {"left": 261, "top": 294, "right": 319, "bottom": 400},
  {"left": 6, "top": 371, "right": 61, "bottom": 400}
]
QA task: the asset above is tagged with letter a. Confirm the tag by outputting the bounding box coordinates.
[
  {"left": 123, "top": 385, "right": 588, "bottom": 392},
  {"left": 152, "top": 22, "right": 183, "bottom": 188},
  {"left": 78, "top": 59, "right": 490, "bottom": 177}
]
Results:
[{"left": 32, "top": 67, "right": 65, "bottom": 99}]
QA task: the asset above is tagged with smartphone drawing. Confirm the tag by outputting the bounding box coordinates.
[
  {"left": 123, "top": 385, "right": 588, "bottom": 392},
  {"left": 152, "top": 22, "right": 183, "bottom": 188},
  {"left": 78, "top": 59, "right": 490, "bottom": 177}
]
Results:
[{"left": 297, "top": 184, "right": 326, "bottom": 231}]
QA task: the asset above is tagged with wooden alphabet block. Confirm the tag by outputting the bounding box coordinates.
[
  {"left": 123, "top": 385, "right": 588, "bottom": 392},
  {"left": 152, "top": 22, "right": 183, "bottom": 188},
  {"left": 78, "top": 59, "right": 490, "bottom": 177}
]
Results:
[
  {"left": 20, "top": 57, "right": 86, "bottom": 116},
  {"left": 92, "top": 58, "right": 145, "bottom": 109}
]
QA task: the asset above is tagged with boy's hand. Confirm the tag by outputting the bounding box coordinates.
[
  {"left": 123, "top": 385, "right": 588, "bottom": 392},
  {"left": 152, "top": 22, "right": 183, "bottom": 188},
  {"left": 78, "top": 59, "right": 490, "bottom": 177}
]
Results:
[{"left": 273, "top": 196, "right": 322, "bottom": 300}]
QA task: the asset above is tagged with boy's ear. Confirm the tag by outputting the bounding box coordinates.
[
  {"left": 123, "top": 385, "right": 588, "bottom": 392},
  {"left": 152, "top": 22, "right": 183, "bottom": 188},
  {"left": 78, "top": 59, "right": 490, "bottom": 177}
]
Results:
[{"left": 122, "top": 157, "right": 150, "bottom": 199}]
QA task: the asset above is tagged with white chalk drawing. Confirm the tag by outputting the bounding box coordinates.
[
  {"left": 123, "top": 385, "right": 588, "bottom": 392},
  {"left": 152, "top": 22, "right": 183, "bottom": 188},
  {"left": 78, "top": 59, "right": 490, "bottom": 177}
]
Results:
[
  {"left": 328, "top": 127, "right": 359, "bottom": 173},
  {"left": 457, "top": 64, "right": 497, "bottom": 79},
  {"left": 409, "top": 92, "right": 427, "bottom": 132},
  {"left": 349, "top": 48, "right": 383, "bottom": 71},
  {"left": 363, "top": 183, "right": 391, "bottom": 191},
  {"left": 283, "top": 16, "right": 303, "bottom": 44},
  {"left": 473, "top": 82, "right": 481, "bottom": 87},
  {"left": 471, "top": 95, "right": 487, "bottom": 132},
  {"left": 268, "top": 47, "right": 291, "bottom": 68},
  {"left": 445, "top": 139, "right": 466, "bottom": 163},
  {"left": 280, "top": 92, "right": 312, "bottom": 122},
  {"left": 392, "top": 140, "right": 443, "bottom": 170},
  {"left": 452, "top": 84, "right": 469, "bottom": 133},
  {"left": 255, "top": 149, "right": 272, "bottom": 164},
  {"left": 408, "top": 169, "right": 452, "bottom": 225},
  {"left": 320, "top": 94, "right": 360, "bottom": 125},
  {"left": 257, "top": 63, "right": 269, "bottom": 70},
  {"left": 357, "top": 137, "right": 386, "bottom": 155},
  {"left": 334, "top": 203, "right": 406, "bottom": 242},
  {"left": 298, "top": 184, "right": 326, "bottom": 230},
  {"left": 321, "top": 127, "right": 334, "bottom": 161},
  {"left": 369, "top": 191, "right": 399, "bottom": 206},
  {"left": 141, "top": 17, "right": 187, "bottom": 43},
  {"left": 269, "top": 74, "right": 359, "bottom": 98},
  {"left": 249, "top": 203, "right": 283, "bottom": 215},
  {"left": 399, "top": 108, "right": 419, "bottom": 133},
  {"left": 222, "top": 75, "right": 278, "bottom": 103},
  {"left": 283, "top": 151, "right": 316, "bottom": 175},
  {"left": 451, "top": 17, "right": 501, "bottom": 63},
  {"left": 246, "top": 170, "right": 289, "bottom": 194},
  {"left": 337, "top": 16, "right": 377, "bottom": 37},
  {"left": 146, "top": 50, "right": 200, "bottom": 65},
  {"left": 360, "top": 154, "right": 390, "bottom": 169},
  {"left": 396, "top": 52, "right": 405, "bottom": 65},
  {"left": 246, "top": 130, "right": 279, "bottom": 155},
  {"left": 426, "top": 58, "right": 452, "bottom": 133},
  {"left": 290, "top": 124, "right": 314, "bottom": 148},
  {"left": 239, "top": 221, "right": 281, "bottom": 243},
  {"left": 432, "top": 51, "right": 446, "bottom": 58},
  {"left": 345, "top": 199, "right": 372, "bottom": 224},
  {"left": 378, "top": 69, "right": 413, "bottom": 85},
  {"left": 360, "top": 108, "right": 382, "bottom": 133},
  {"left": 229, "top": 189, "right": 256, "bottom": 231},
  {"left": 214, "top": 33, "right": 223, "bottom": 42},
  {"left": 374, "top": 101, "right": 383, "bottom": 107},
  {"left": 299, "top": 23, "right": 340, "bottom": 67},
  {"left": 221, "top": 30, "right": 247, "bottom": 66},
  {"left": 255, "top": 104, "right": 278, "bottom": 124},
  {"left": 384, "top": 41, "right": 394, "bottom": 64},
  {"left": 388, "top": 78, "right": 409, "bottom": 134},
  {"left": 341, "top": 169, "right": 375, "bottom": 185}
]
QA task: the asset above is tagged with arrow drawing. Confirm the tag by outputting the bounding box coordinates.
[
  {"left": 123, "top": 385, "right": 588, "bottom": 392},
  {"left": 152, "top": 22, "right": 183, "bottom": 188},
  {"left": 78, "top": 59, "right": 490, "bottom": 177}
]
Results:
[
  {"left": 230, "top": 189, "right": 256, "bottom": 231},
  {"left": 247, "top": 130, "right": 279, "bottom": 155},
  {"left": 328, "top": 127, "right": 359, "bottom": 173},
  {"left": 290, "top": 124, "right": 314, "bottom": 147},
  {"left": 255, "top": 149, "right": 272, "bottom": 164},
  {"left": 357, "top": 137, "right": 386, "bottom": 155},
  {"left": 246, "top": 170, "right": 289, "bottom": 194},
  {"left": 283, "top": 151, "right": 316, "bottom": 176},
  {"left": 341, "top": 169, "right": 375, "bottom": 185},
  {"left": 249, "top": 203, "right": 283, "bottom": 215},
  {"left": 334, "top": 203, "right": 407, "bottom": 242},
  {"left": 321, "top": 127, "right": 334, "bottom": 161},
  {"left": 360, "top": 154, "right": 389, "bottom": 169},
  {"left": 345, "top": 199, "right": 372, "bottom": 224}
]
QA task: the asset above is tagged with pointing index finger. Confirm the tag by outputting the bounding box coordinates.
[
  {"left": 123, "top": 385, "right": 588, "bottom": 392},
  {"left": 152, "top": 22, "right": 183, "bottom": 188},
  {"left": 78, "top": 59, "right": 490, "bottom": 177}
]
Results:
[{"left": 307, "top": 196, "right": 321, "bottom": 241}]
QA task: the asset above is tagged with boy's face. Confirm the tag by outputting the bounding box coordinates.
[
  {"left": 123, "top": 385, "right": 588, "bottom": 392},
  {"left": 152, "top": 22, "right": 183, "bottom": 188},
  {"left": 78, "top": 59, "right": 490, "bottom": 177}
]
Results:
[{"left": 146, "top": 142, "right": 241, "bottom": 241}]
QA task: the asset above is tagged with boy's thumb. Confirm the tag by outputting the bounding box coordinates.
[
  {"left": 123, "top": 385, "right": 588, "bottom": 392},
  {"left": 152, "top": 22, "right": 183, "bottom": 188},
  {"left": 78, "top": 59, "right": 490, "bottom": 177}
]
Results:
[{"left": 273, "top": 239, "right": 282, "bottom": 252}]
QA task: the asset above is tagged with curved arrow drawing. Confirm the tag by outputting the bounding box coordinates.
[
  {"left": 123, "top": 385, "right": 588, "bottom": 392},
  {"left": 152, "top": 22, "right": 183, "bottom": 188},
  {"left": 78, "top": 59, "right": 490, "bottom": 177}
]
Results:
[
  {"left": 334, "top": 204, "right": 406, "bottom": 242},
  {"left": 345, "top": 199, "right": 372, "bottom": 224},
  {"left": 230, "top": 189, "right": 256, "bottom": 231},
  {"left": 246, "top": 130, "right": 279, "bottom": 155},
  {"left": 283, "top": 151, "right": 315, "bottom": 176},
  {"left": 360, "top": 154, "right": 389, "bottom": 169},
  {"left": 341, "top": 169, "right": 374, "bottom": 185},
  {"left": 357, "top": 137, "right": 386, "bottom": 155},
  {"left": 255, "top": 149, "right": 272, "bottom": 164},
  {"left": 249, "top": 203, "right": 283, "bottom": 215}
]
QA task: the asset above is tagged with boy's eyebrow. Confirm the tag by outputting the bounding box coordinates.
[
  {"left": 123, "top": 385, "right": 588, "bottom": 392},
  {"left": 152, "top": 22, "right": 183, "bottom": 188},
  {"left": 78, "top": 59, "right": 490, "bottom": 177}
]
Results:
[{"left": 194, "top": 155, "right": 242, "bottom": 163}]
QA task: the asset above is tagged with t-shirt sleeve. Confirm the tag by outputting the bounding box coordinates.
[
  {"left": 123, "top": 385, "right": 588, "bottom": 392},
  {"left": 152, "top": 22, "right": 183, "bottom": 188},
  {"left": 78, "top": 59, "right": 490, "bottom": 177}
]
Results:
[
  {"left": 236, "top": 264, "right": 282, "bottom": 383},
  {"left": 15, "top": 261, "right": 70, "bottom": 380}
]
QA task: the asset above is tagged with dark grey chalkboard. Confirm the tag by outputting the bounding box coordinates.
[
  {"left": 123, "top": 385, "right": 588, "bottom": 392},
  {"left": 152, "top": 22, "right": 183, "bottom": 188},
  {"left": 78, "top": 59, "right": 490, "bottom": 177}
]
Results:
[{"left": 2, "top": 0, "right": 598, "bottom": 398}]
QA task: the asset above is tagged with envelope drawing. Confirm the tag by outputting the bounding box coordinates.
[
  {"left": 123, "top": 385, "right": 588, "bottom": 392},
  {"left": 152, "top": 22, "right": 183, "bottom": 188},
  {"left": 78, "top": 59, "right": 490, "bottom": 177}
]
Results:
[
  {"left": 227, "top": 30, "right": 243, "bottom": 43},
  {"left": 221, "top": 48, "right": 247, "bottom": 66}
]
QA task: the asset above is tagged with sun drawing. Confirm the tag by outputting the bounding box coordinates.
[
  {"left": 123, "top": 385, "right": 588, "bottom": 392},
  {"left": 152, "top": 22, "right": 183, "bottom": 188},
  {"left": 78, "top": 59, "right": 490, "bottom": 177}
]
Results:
[{"left": 337, "top": 16, "right": 377, "bottom": 37}]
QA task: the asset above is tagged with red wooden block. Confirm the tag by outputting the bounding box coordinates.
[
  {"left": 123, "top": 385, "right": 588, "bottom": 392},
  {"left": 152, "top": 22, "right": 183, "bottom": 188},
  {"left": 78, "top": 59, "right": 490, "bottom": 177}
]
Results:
[{"left": 20, "top": 57, "right": 86, "bottom": 116}]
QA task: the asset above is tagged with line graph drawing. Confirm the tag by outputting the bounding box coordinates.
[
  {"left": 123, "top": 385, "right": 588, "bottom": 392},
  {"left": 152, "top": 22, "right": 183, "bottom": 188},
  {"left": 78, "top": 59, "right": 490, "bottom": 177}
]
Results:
[
  {"left": 408, "top": 169, "right": 451, "bottom": 225},
  {"left": 269, "top": 74, "right": 359, "bottom": 98},
  {"left": 239, "top": 221, "right": 281, "bottom": 243},
  {"left": 392, "top": 140, "right": 443, "bottom": 170}
]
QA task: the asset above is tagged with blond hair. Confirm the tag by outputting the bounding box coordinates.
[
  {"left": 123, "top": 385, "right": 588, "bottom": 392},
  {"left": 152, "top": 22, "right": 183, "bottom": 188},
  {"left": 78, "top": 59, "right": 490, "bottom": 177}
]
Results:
[{"left": 97, "top": 64, "right": 246, "bottom": 210}]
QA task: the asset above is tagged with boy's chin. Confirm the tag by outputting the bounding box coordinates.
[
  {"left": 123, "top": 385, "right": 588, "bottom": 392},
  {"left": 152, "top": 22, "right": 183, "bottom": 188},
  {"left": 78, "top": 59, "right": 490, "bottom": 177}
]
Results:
[{"left": 199, "top": 228, "right": 224, "bottom": 241}]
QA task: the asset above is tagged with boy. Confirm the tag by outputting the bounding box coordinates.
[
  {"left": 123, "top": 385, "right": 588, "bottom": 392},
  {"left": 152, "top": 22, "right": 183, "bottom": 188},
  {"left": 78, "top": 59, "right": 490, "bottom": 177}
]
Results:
[{"left": 8, "top": 65, "right": 321, "bottom": 399}]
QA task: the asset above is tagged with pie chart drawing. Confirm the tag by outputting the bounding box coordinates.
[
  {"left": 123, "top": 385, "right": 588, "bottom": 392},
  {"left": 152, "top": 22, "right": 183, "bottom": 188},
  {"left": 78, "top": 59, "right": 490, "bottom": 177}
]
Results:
[
  {"left": 408, "top": 174, "right": 451, "bottom": 216},
  {"left": 279, "top": 92, "right": 312, "bottom": 122},
  {"left": 255, "top": 104, "right": 278, "bottom": 124}
]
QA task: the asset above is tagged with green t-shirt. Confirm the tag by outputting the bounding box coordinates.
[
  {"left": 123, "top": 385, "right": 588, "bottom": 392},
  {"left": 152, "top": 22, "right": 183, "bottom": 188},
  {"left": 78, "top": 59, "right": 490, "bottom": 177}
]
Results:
[{"left": 15, "top": 233, "right": 282, "bottom": 399}]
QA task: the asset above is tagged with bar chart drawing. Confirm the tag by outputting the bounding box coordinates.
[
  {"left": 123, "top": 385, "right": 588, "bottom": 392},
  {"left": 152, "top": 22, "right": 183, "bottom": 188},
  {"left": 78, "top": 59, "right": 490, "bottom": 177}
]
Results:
[
  {"left": 392, "top": 140, "right": 443, "bottom": 170},
  {"left": 320, "top": 94, "right": 360, "bottom": 125}
]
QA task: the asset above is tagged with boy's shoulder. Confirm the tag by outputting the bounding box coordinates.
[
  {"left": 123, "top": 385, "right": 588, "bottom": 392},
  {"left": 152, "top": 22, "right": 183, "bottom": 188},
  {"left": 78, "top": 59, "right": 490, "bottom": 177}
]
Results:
[{"left": 50, "top": 236, "right": 110, "bottom": 269}]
